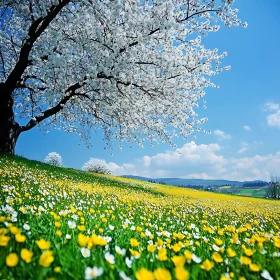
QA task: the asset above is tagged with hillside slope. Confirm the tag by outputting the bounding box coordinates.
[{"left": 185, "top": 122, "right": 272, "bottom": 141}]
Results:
[{"left": 0, "top": 154, "right": 280, "bottom": 280}]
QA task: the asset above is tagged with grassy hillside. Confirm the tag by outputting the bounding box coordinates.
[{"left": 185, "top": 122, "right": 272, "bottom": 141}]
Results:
[{"left": 0, "top": 154, "right": 280, "bottom": 280}]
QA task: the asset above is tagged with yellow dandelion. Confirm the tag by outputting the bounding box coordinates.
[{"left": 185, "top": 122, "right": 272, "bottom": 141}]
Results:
[
  {"left": 39, "top": 251, "right": 54, "bottom": 267},
  {"left": 6, "top": 253, "right": 19, "bottom": 267},
  {"left": 36, "top": 239, "right": 51, "bottom": 250},
  {"left": 212, "top": 252, "right": 223, "bottom": 263},
  {"left": 136, "top": 268, "right": 154, "bottom": 280},
  {"left": 153, "top": 267, "right": 172, "bottom": 280},
  {"left": 21, "top": 248, "right": 33, "bottom": 263}
]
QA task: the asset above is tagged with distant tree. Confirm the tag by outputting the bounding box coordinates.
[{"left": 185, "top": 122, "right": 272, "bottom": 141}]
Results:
[
  {"left": 82, "top": 158, "right": 111, "bottom": 175},
  {"left": 266, "top": 176, "right": 280, "bottom": 199},
  {"left": 44, "top": 152, "right": 62, "bottom": 166},
  {"left": 0, "top": 0, "right": 246, "bottom": 154}
]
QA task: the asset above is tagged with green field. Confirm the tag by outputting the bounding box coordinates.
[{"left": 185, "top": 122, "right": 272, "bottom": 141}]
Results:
[{"left": 1, "top": 154, "right": 280, "bottom": 280}]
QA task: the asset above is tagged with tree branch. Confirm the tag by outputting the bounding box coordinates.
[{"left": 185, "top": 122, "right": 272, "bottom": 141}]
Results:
[
  {"left": 2, "top": 0, "right": 70, "bottom": 98},
  {"left": 19, "top": 79, "right": 86, "bottom": 133},
  {"left": 178, "top": 9, "right": 219, "bottom": 23}
]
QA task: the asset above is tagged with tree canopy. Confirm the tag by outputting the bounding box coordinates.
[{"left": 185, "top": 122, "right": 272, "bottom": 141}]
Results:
[{"left": 0, "top": 0, "right": 245, "bottom": 153}]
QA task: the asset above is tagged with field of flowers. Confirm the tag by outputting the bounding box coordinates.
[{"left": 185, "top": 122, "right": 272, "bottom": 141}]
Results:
[{"left": 0, "top": 155, "right": 280, "bottom": 280}]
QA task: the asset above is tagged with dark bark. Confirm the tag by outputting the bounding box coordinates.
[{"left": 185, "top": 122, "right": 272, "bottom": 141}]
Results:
[
  {"left": 0, "top": 83, "right": 20, "bottom": 154},
  {"left": 0, "top": 1, "right": 70, "bottom": 154}
]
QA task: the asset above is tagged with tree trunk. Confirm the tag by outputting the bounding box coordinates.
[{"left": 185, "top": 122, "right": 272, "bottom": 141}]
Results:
[{"left": 0, "top": 84, "right": 20, "bottom": 154}]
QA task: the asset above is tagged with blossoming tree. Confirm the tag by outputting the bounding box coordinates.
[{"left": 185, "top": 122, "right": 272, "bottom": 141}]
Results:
[
  {"left": 83, "top": 158, "right": 112, "bottom": 174},
  {"left": 44, "top": 152, "right": 62, "bottom": 166},
  {"left": 0, "top": 0, "right": 245, "bottom": 153}
]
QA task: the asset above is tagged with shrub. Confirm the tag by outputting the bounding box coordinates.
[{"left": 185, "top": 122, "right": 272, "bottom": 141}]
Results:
[
  {"left": 82, "top": 158, "right": 111, "bottom": 174},
  {"left": 44, "top": 152, "right": 62, "bottom": 166}
]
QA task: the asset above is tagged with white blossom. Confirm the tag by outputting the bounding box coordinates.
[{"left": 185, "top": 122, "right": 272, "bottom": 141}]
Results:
[
  {"left": 82, "top": 158, "right": 111, "bottom": 174},
  {"left": 1, "top": 0, "right": 244, "bottom": 150},
  {"left": 44, "top": 152, "right": 62, "bottom": 166}
]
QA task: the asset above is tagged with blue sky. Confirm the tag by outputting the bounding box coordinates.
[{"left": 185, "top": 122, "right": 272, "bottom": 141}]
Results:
[{"left": 16, "top": 1, "right": 280, "bottom": 181}]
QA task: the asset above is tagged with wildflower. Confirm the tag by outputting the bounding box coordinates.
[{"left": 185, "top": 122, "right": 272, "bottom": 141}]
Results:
[
  {"left": 120, "top": 271, "right": 131, "bottom": 280},
  {"left": 109, "top": 225, "right": 115, "bottom": 230},
  {"left": 115, "top": 245, "right": 126, "bottom": 255},
  {"left": 15, "top": 233, "right": 26, "bottom": 243},
  {"left": 66, "top": 234, "right": 71, "bottom": 240},
  {"left": 130, "top": 238, "right": 140, "bottom": 247},
  {"left": 23, "top": 224, "right": 30, "bottom": 230},
  {"left": 54, "top": 266, "right": 61, "bottom": 273},
  {"left": 78, "top": 225, "right": 85, "bottom": 231},
  {"left": 213, "top": 244, "right": 220, "bottom": 252},
  {"left": 39, "top": 251, "right": 54, "bottom": 267},
  {"left": 261, "top": 270, "right": 274, "bottom": 280},
  {"left": 81, "top": 247, "right": 91, "bottom": 258},
  {"left": 85, "top": 267, "right": 104, "bottom": 280},
  {"left": 55, "top": 221, "right": 61, "bottom": 228},
  {"left": 68, "top": 220, "right": 76, "bottom": 229},
  {"left": 153, "top": 268, "right": 172, "bottom": 280},
  {"left": 136, "top": 226, "right": 142, "bottom": 232},
  {"left": 10, "top": 226, "right": 20, "bottom": 235},
  {"left": 136, "top": 268, "right": 154, "bottom": 280},
  {"left": 105, "top": 252, "right": 115, "bottom": 264},
  {"left": 212, "top": 252, "right": 223, "bottom": 263},
  {"left": 192, "top": 254, "right": 202, "bottom": 263},
  {"left": 6, "top": 253, "right": 19, "bottom": 267},
  {"left": 249, "top": 263, "right": 261, "bottom": 272},
  {"left": 0, "top": 235, "right": 10, "bottom": 246},
  {"left": 36, "top": 239, "right": 51, "bottom": 250},
  {"left": 147, "top": 244, "right": 156, "bottom": 253},
  {"left": 240, "top": 256, "right": 252, "bottom": 265},
  {"left": 21, "top": 248, "right": 33, "bottom": 263},
  {"left": 220, "top": 275, "right": 230, "bottom": 280},
  {"left": 227, "top": 247, "right": 236, "bottom": 257},
  {"left": 173, "top": 243, "right": 181, "bottom": 253},
  {"left": 78, "top": 233, "right": 89, "bottom": 246},
  {"left": 184, "top": 250, "right": 192, "bottom": 261},
  {"left": 56, "top": 230, "right": 62, "bottom": 236},
  {"left": 175, "top": 267, "right": 189, "bottom": 280},
  {"left": 129, "top": 249, "right": 141, "bottom": 259},
  {"left": 243, "top": 247, "right": 255, "bottom": 257},
  {"left": 91, "top": 234, "right": 107, "bottom": 246},
  {"left": 172, "top": 255, "right": 186, "bottom": 267},
  {"left": 201, "top": 259, "right": 214, "bottom": 271},
  {"left": 125, "top": 257, "right": 133, "bottom": 268},
  {"left": 157, "top": 247, "right": 168, "bottom": 261}
]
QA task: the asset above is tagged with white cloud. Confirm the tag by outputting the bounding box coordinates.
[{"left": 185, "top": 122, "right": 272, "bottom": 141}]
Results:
[
  {"left": 243, "top": 125, "right": 251, "bottom": 131},
  {"left": 184, "top": 173, "right": 214, "bottom": 179},
  {"left": 263, "top": 102, "right": 279, "bottom": 112},
  {"left": 109, "top": 142, "right": 280, "bottom": 181},
  {"left": 267, "top": 110, "right": 280, "bottom": 128},
  {"left": 237, "top": 147, "right": 248, "bottom": 154},
  {"left": 214, "top": 129, "right": 231, "bottom": 140},
  {"left": 237, "top": 141, "right": 249, "bottom": 154}
]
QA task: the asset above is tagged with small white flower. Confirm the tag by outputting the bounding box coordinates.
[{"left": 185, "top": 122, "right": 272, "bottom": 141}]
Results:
[
  {"left": 212, "top": 244, "right": 220, "bottom": 252},
  {"left": 119, "top": 271, "right": 131, "bottom": 280},
  {"left": 68, "top": 220, "right": 76, "bottom": 229},
  {"left": 261, "top": 270, "right": 274, "bottom": 280},
  {"left": 109, "top": 225, "right": 115, "bottom": 230},
  {"left": 115, "top": 245, "right": 126, "bottom": 256},
  {"left": 105, "top": 252, "right": 115, "bottom": 264},
  {"left": 23, "top": 223, "right": 30, "bottom": 231},
  {"left": 130, "top": 226, "right": 135, "bottom": 230},
  {"left": 125, "top": 257, "right": 133, "bottom": 268},
  {"left": 81, "top": 247, "right": 91, "bottom": 258},
  {"left": 85, "top": 267, "right": 104, "bottom": 280},
  {"left": 66, "top": 234, "right": 71, "bottom": 240},
  {"left": 192, "top": 254, "right": 201, "bottom": 263}
]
